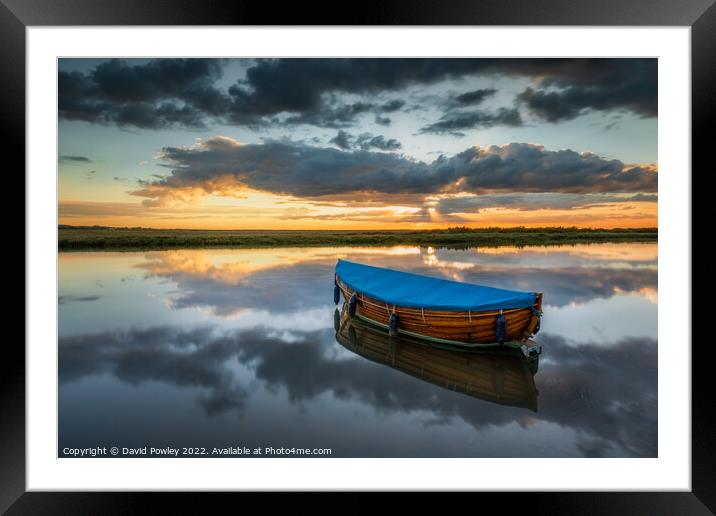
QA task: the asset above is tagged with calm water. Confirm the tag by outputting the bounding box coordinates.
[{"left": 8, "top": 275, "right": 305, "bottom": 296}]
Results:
[{"left": 58, "top": 243, "right": 657, "bottom": 458}]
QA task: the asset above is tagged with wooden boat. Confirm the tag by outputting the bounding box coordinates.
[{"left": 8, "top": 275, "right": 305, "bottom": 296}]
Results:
[
  {"left": 335, "top": 309, "right": 539, "bottom": 411},
  {"left": 335, "top": 259, "right": 543, "bottom": 348}
]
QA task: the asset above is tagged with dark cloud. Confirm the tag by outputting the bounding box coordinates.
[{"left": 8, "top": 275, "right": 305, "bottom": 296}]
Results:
[
  {"left": 59, "top": 155, "right": 92, "bottom": 163},
  {"left": 329, "top": 130, "right": 352, "bottom": 150},
  {"left": 518, "top": 87, "right": 584, "bottom": 122},
  {"left": 627, "top": 193, "right": 659, "bottom": 202},
  {"left": 419, "top": 88, "right": 517, "bottom": 136},
  {"left": 132, "top": 137, "right": 657, "bottom": 206},
  {"left": 58, "top": 58, "right": 656, "bottom": 130},
  {"left": 374, "top": 114, "right": 392, "bottom": 126},
  {"left": 283, "top": 99, "right": 406, "bottom": 129},
  {"left": 224, "top": 59, "right": 494, "bottom": 120},
  {"left": 455, "top": 144, "right": 657, "bottom": 194},
  {"left": 329, "top": 131, "right": 402, "bottom": 151},
  {"left": 379, "top": 99, "right": 406, "bottom": 112},
  {"left": 419, "top": 107, "right": 523, "bottom": 135},
  {"left": 284, "top": 101, "right": 374, "bottom": 128},
  {"left": 226, "top": 58, "right": 654, "bottom": 123},
  {"left": 59, "top": 58, "right": 227, "bottom": 129},
  {"left": 517, "top": 60, "right": 657, "bottom": 122},
  {"left": 58, "top": 295, "right": 101, "bottom": 305},
  {"left": 454, "top": 88, "right": 497, "bottom": 105},
  {"left": 356, "top": 134, "right": 402, "bottom": 151}
]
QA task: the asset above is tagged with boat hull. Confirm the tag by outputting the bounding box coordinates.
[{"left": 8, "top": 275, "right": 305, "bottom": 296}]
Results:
[{"left": 336, "top": 277, "right": 542, "bottom": 345}]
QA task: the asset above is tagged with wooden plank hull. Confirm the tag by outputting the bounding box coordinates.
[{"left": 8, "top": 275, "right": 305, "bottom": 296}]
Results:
[
  {"left": 336, "top": 277, "right": 543, "bottom": 345},
  {"left": 335, "top": 312, "right": 539, "bottom": 411}
]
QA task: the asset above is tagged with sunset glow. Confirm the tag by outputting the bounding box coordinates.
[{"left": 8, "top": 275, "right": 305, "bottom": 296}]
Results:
[{"left": 59, "top": 58, "right": 657, "bottom": 229}]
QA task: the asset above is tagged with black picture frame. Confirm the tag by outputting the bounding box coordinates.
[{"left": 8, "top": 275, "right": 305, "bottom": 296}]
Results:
[{"left": 4, "top": 0, "right": 710, "bottom": 513}]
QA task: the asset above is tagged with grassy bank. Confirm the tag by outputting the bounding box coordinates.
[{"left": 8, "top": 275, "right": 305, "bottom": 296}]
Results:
[{"left": 58, "top": 226, "right": 658, "bottom": 251}]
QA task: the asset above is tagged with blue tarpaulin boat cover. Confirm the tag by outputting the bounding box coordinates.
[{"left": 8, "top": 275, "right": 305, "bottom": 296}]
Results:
[{"left": 336, "top": 259, "right": 536, "bottom": 312}]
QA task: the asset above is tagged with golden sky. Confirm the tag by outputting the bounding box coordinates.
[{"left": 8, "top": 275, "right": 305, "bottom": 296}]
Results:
[{"left": 58, "top": 58, "right": 658, "bottom": 230}]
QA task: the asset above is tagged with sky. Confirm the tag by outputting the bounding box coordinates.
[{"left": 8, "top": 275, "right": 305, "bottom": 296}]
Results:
[{"left": 58, "top": 58, "right": 658, "bottom": 229}]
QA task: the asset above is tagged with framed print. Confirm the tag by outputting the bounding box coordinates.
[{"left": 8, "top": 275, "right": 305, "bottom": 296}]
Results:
[{"left": 5, "top": 0, "right": 712, "bottom": 513}]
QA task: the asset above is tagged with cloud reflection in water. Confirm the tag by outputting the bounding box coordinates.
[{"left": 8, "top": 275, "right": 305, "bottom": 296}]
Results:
[{"left": 59, "top": 243, "right": 657, "bottom": 457}]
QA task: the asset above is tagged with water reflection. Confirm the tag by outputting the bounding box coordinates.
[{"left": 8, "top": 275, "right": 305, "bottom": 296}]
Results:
[
  {"left": 58, "top": 243, "right": 657, "bottom": 457},
  {"left": 334, "top": 310, "right": 540, "bottom": 411},
  {"left": 119, "top": 244, "right": 657, "bottom": 317}
]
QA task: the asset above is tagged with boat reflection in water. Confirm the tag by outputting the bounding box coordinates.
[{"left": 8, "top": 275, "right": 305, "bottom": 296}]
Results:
[{"left": 334, "top": 307, "right": 540, "bottom": 412}]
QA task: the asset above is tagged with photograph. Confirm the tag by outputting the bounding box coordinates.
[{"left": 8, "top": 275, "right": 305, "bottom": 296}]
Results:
[
  {"left": 56, "top": 57, "right": 659, "bottom": 459},
  {"left": 4, "top": 1, "right": 708, "bottom": 508}
]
